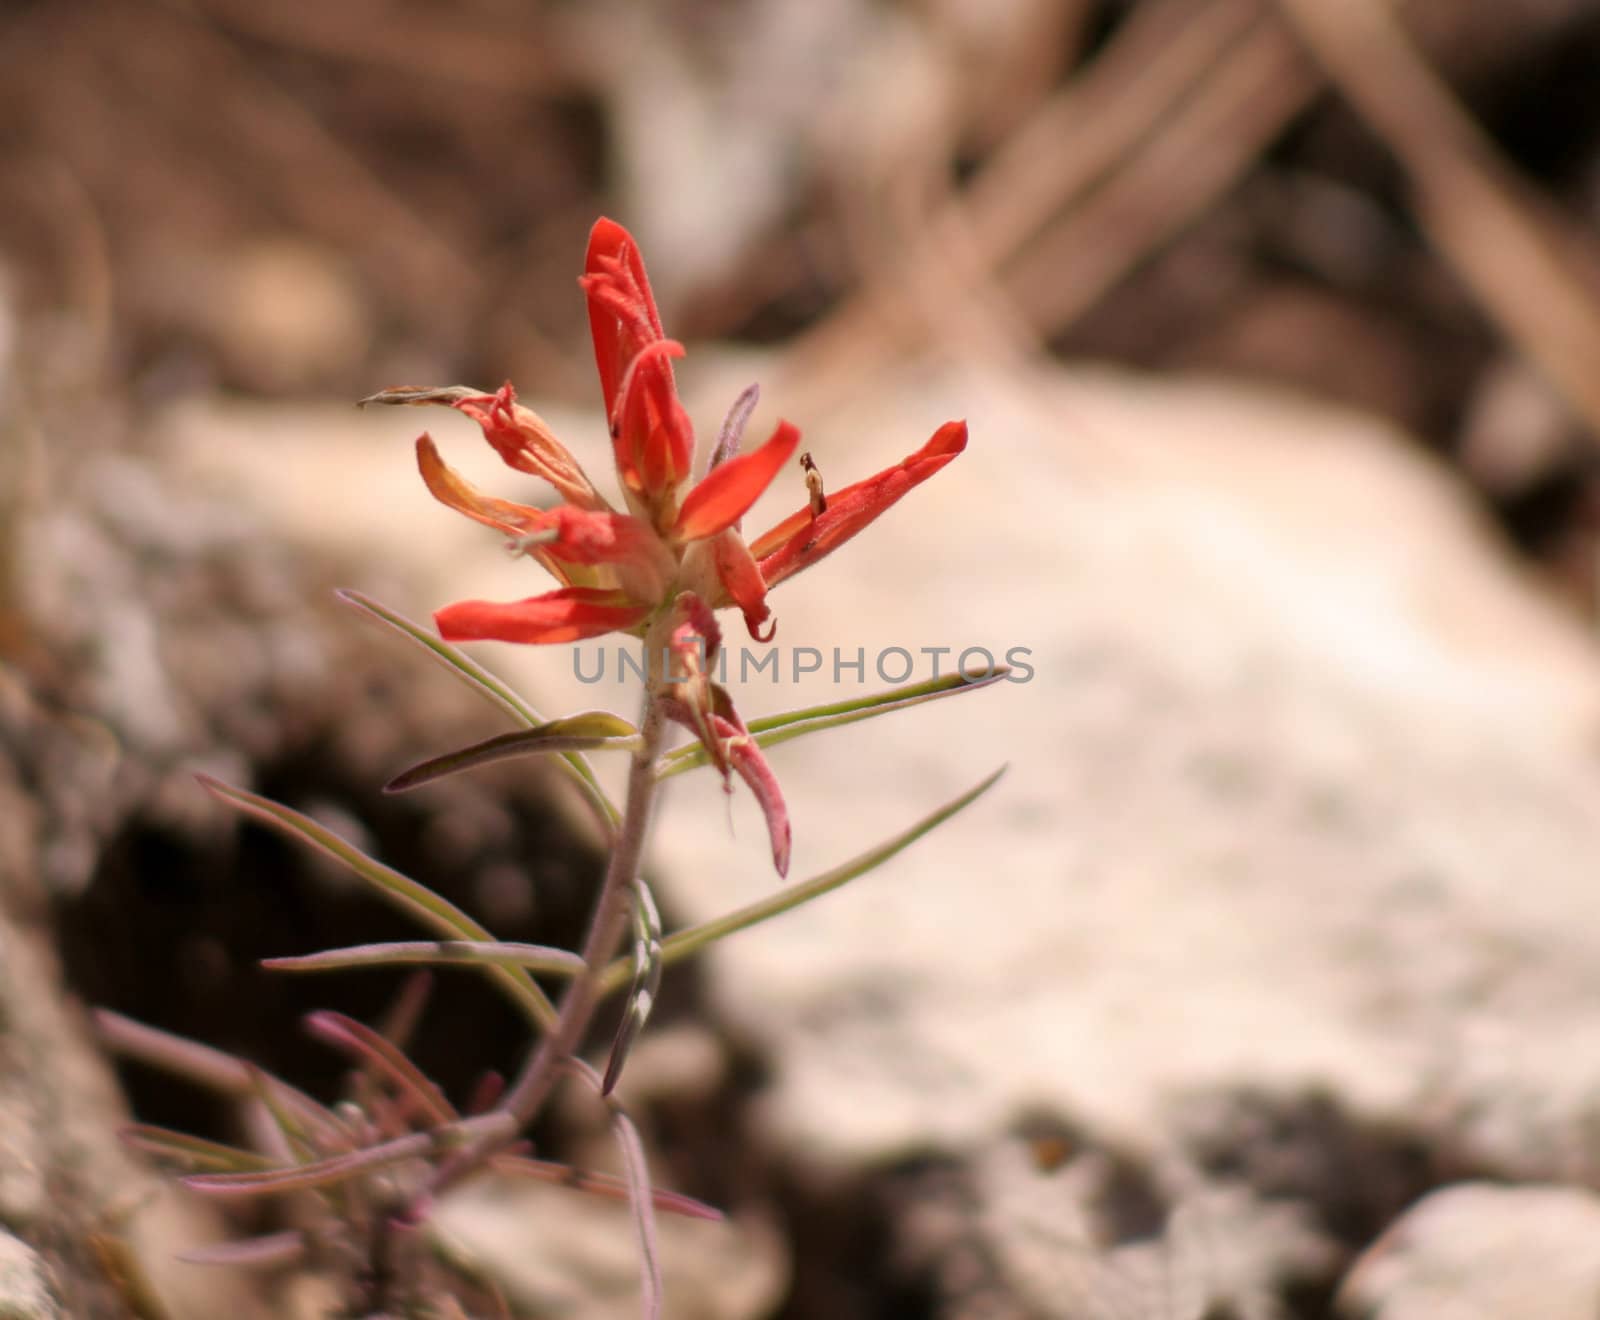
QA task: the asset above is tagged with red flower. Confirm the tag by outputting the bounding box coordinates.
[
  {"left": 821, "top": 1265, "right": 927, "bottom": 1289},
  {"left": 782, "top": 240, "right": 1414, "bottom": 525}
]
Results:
[
  {"left": 380, "top": 218, "right": 967, "bottom": 873},
  {"left": 409, "top": 218, "right": 964, "bottom": 650}
]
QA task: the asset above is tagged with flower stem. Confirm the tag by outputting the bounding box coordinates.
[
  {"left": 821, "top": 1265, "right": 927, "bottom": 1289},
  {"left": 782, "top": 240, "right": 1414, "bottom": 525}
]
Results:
[{"left": 427, "top": 683, "right": 667, "bottom": 1197}]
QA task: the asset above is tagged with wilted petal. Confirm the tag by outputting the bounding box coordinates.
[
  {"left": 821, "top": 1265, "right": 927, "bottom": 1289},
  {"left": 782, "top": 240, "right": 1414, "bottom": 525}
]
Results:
[
  {"left": 367, "top": 383, "right": 605, "bottom": 511},
  {"left": 672, "top": 421, "right": 800, "bottom": 543},
  {"left": 417, "top": 435, "right": 585, "bottom": 589},
  {"left": 750, "top": 421, "right": 968, "bottom": 588},
  {"left": 418, "top": 436, "right": 670, "bottom": 596},
  {"left": 436, "top": 588, "right": 650, "bottom": 645},
  {"left": 459, "top": 383, "right": 606, "bottom": 511}
]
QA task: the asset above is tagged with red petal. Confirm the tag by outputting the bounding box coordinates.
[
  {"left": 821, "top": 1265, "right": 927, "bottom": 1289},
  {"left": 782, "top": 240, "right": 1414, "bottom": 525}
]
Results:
[
  {"left": 751, "top": 421, "right": 967, "bottom": 588},
  {"left": 612, "top": 339, "right": 693, "bottom": 499},
  {"left": 657, "top": 701, "right": 791, "bottom": 878},
  {"left": 721, "top": 717, "right": 791, "bottom": 878},
  {"left": 672, "top": 421, "right": 801, "bottom": 543},
  {"left": 435, "top": 589, "right": 649, "bottom": 645},
  {"left": 710, "top": 530, "right": 774, "bottom": 642},
  {"left": 581, "top": 220, "right": 692, "bottom": 501},
  {"left": 583, "top": 219, "right": 664, "bottom": 419},
  {"left": 537, "top": 506, "right": 670, "bottom": 572}
]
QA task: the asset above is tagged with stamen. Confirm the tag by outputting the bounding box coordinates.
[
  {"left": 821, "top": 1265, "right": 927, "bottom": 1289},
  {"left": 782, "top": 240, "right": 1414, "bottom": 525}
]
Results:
[
  {"left": 507, "top": 528, "right": 560, "bottom": 558},
  {"left": 707, "top": 383, "right": 760, "bottom": 474},
  {"left": 801, "top": 451, "right": 827, "bottom": 518}
]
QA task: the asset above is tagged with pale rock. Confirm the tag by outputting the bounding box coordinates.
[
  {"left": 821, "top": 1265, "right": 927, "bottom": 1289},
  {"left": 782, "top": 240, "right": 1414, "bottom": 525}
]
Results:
[
  {"left": 1337, "top": 1182, "right": 1600, "bottom": 1319},
  {"left": 0, "top": 1232, "right": 59, "bottom": 1320},
  {"left": 161, "top": 356, "right": 1600, "bottom": 1302},
  {"left": 432, "top": 1177, "right": 786, "bottom": 1320}
]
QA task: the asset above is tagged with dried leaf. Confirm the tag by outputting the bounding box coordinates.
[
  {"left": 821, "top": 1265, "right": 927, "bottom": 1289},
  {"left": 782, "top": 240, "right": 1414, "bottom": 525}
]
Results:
[
  {"left": 601, "top": 882, "right": 663, "bottom": 1095},
  {"left": 385, "top": 713, "right": 639, "bottom": 793}
]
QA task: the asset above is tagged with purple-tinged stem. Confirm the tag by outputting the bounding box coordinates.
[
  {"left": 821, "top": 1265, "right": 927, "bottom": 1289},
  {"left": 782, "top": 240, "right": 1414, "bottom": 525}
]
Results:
[{"left": 426, "top": 684, "right": 667, "bottom": 1197}]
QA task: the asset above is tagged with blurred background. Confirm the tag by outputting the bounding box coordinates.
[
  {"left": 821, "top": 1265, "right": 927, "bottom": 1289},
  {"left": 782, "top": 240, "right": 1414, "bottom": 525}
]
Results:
[
  {"left": 6, "top": 0, "right": 1600, "bottom": 565},
  {"left": 8, "top": 0, "right": 1600, "bottom": 1316}
]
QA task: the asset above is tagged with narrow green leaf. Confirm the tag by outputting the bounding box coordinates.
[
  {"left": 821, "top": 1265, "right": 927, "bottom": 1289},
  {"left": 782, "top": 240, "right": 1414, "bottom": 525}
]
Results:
[
  {"left": 376, "top": 970, "right": 431, "bottom": 1056},
  {"left": 610, "top": 1099, "right": 663, "bottom": 1319},
  {"left": 337, "top": 589, "right": 620, "bottom": 831},
  {"left": 244, "top": 1063, "right": 323, "bottom": 1166},
  {"left": 184, "top": 1113, "right": 513, "bottom": 1199},
  {"left": 601, "top": 766, "right": 1007, "bottom": 994},
  {"left": 96, "top": 1010, "right": 338, "bottom": 1138},
  {"left": 490, "top": 1154, "right": 724, "bottom": 1221},
  {"left": 263, "top": 940, "right": 587, "bottom": 979},
  {"left": 197, "top": 776, "right": 558, "bottom": 1032},
  {"left": 178, "top": 1233, "right": 308, "bottom": 1269},
  {"left": 746, "top": 668, "right": 1010, "bottom": 732},
  {"left": 562, "top": 1059, "right": 664, "bottom": 1319},
  {"left": 386, "top": 715, "right": 639, "bottom": 794},
  {"left": 541, "top": 711, "right": 638, "bottom": 739},
  {"left": 658, "top": 669, "right": 1009, "bottom": 778},
  {"left": 122, "top": 1124, "right": 276, "bottom": 1175},
  {"left": 305, "top": 1011, "right": 457, "bottom": 1127},
  {"left": 186, "top": 1134, "right": 429, "bottom": 1199},
  {"left": 337, "top": 588, "right": 541, "bottom": 726}
]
